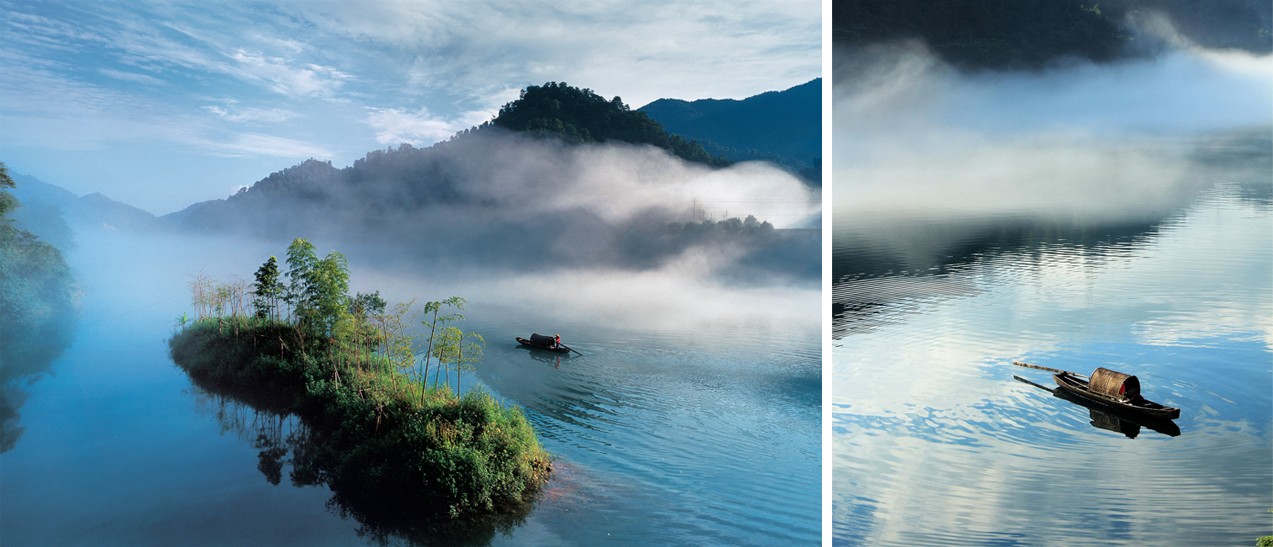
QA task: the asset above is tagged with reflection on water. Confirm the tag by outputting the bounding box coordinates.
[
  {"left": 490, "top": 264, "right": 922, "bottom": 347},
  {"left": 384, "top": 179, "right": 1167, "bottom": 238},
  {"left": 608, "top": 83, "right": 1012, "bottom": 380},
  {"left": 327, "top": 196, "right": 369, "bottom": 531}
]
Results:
[
  {"left": 833, "top": 178, "right": 1272, "bottom": 545},
  {"left": 1085, "top": 407, "right": 1177, "bottom": 439},
  {"left": 194, "top": 392, "right": 307, "bottom": 485},
  {"left": 191, "top": 389, "right": 534, "bottom": 546},
  {"left": 833, "top": 214, "right": 1171, "bottom": 339},
  {"left": 0, "top": 265, "right": 76, "bottom": 453},
  {"left": 513, "top": 343, "right": 570, "bottom": 369}
]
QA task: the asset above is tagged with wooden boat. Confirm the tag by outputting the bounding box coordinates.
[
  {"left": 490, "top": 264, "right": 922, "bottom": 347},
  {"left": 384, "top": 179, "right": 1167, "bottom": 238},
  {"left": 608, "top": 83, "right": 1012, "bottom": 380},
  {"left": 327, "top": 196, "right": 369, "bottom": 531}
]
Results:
[
  {"left": 516, "top": 336, "right": 570, "bottom": 353},
  {"left": 1057, "top": 387, "right": 1181, "bottom": 438},
  {"left": 1013, "top": 373, "right": 1182, "bottom": 437},
  {"left": 1053, "top": 371, "right": 1181, "bottom": 420}
]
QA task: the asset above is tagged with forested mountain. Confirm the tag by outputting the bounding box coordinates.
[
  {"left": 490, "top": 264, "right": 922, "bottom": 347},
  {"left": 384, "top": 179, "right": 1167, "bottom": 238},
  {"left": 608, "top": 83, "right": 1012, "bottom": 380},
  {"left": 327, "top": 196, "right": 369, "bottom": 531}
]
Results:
[
  {"left": 163, "top": 82, "right": 818, "bottom": 282},
  {"left": 491, "top": 82, "right": 729, "bottom": 167},
  {"left": 833, "top": 0, "right": 1272, "bottom": 71},
  {"left": 639, "top": 79, "right": 821, "bottom": 185},
  {"left": 168, "top": 81, "right": 732, "bottom": 234}
]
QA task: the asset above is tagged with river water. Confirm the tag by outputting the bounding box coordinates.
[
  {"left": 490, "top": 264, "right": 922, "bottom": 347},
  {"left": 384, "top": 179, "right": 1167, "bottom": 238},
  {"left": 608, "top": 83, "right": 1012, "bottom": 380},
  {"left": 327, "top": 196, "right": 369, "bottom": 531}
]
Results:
[
  {"left": 0, "top": 231, "right": 820, "bottom": 545},
  {"left": 832, "top": 173, "right": 1272, "bottom": 544}
]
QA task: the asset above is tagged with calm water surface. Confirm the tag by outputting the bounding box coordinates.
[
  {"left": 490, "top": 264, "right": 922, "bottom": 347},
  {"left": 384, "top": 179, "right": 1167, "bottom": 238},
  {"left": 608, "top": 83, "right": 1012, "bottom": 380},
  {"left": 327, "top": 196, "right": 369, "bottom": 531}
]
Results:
[
  {"left": 0, "top": 233, "right": 819, "bottom": 545},
  {"left": 832, "top": 179, "right": 1272, "bottom": 545}
]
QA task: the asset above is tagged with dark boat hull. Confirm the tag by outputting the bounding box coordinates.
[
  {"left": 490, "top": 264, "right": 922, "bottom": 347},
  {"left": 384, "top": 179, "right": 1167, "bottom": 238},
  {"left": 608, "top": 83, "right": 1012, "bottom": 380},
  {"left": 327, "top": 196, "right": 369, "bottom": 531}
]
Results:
[
  {"left": 516, "top": 337, "right": 569, "bottom": 353},
  {"left": 1053, "top": 372, "right": 1181, "bottom": 420}
]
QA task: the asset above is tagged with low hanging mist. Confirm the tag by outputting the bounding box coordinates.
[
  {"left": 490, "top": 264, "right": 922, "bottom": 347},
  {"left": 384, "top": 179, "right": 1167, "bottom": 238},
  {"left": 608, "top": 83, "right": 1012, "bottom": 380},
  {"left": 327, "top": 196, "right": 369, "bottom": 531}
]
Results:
[
  {"left": 169, "top": 127, "right": 819, "bottom": 281},
  {"left": 57, "top": 123, "right": 818, "bottom": 336},
  {"left": 832, "top": 26, "right": 1271, "bottom": 280},
  {"left": 834, "top": 34, "right": 1271, "bottom": 223},
  {"left": 8, "top": 83, "right": 822, "bottom": 367}
]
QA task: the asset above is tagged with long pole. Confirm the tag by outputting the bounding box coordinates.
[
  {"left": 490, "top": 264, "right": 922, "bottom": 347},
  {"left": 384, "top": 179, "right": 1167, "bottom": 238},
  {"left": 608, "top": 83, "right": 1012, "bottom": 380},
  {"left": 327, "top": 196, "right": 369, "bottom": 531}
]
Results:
[
  {"left": 1012, "top": 361, "right": 1082, "bottom": 376},
  {"left": 1012, "top": 374, "right": 1055, "bottom": 393}
]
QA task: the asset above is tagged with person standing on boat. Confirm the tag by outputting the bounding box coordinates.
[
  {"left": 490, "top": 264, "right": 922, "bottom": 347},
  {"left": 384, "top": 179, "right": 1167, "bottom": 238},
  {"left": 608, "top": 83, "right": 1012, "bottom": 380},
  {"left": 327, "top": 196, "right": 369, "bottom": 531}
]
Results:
[{"left": 554, "top": 334, "right": 561, "bottom": 348}]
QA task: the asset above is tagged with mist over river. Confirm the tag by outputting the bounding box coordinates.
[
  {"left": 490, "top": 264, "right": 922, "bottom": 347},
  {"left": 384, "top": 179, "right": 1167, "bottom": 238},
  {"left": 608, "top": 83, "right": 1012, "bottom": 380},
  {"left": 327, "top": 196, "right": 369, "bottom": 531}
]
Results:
[{"left": 0, "top": 228, "right": 819, "bottom": 545}]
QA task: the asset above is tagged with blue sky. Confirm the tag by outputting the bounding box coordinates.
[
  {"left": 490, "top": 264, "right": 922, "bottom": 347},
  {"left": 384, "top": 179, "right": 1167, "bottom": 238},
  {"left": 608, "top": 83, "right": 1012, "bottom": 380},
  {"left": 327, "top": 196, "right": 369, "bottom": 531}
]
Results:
[{"left": 0, "top": 1, "right": 821, "bottom": 215}]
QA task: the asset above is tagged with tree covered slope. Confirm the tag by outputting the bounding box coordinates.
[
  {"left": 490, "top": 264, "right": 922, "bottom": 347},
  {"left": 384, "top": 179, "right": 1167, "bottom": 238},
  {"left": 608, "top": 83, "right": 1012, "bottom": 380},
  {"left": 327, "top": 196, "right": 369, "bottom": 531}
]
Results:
[{"left": 639, "top": 79, "right": 821, "bottom": 184}]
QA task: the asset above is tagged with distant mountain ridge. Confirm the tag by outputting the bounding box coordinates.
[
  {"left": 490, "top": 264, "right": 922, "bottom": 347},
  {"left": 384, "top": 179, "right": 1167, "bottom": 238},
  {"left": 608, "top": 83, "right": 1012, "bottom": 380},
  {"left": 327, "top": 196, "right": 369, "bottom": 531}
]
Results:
[
  {"left": 639, "top": 79, "right": 821, "bottom": 185},
  {"left": 9, "top": 172, "right": 160, "bottom": 247}
]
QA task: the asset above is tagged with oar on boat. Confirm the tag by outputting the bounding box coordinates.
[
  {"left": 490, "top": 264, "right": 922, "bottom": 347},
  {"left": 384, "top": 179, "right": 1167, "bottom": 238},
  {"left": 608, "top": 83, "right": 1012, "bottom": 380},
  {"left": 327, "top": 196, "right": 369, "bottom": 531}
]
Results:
[
  {"left": 1012, "top": 374, "right": 1056, "bottom": 393},
  {"left": 1012, "top": 361, "right": 1084, "bottom": 377},
  {"left": 560, "top": 343, "right": 582, "bottom": 356}
]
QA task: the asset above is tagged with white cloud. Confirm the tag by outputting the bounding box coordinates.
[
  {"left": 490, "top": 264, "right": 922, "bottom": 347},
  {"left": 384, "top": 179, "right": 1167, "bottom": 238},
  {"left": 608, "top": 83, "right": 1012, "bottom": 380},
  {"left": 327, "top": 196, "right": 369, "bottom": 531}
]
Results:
[
  {"left": 202, "top": 102, "right": 299, "bottom": 124},
  {"left": 365, "top": 105, "right": 489, "bottom": 145},
  {"left": 228, "top": 48, "right": 351, "bottom": 99},
  {"left": 198, "top": 132, "right": 335, "bottom": 159},
  {"left": 98, "top": 67, "right": 167, "bottom": 86},
  {"left": 289, "top": 0, "right": 821, "bottom": 107}
]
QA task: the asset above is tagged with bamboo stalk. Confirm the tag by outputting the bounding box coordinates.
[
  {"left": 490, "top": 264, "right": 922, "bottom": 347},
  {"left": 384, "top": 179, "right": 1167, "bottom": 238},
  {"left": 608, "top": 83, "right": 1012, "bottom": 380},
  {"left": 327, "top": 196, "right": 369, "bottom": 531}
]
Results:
[{"left": 1012, "top": 361, "right": 1083, "bottom": 377}]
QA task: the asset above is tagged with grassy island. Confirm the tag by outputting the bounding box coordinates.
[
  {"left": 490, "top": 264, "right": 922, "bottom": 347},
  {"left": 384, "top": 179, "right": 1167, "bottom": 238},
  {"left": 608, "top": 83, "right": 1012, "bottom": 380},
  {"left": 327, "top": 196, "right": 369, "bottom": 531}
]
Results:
[{"left": 168, "top": 238, "right": 551, "bottom": 533}]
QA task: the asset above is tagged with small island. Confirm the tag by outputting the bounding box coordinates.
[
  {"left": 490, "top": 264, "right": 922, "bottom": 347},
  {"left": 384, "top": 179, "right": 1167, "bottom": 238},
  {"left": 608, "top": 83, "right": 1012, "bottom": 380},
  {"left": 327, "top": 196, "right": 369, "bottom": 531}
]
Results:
[{"left": 169, "top": 238, "right": 551, "bottom": 534}]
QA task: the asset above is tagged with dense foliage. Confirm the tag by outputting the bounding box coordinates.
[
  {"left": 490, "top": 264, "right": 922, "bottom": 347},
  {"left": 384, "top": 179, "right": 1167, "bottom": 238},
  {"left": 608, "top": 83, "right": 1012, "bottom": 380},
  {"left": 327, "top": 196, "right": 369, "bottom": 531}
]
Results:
[
  {"left": 169, "top": 239, "right": 551, "bottom": 529},
  {"left": 833, "top": 0, "right": 1272, "bottom": 70},
  {"left": 492, "top": 81, "right": 730, "bottom": 166},
  {"left": 0, "top": 162, "right": 76, "bottom": 452}
]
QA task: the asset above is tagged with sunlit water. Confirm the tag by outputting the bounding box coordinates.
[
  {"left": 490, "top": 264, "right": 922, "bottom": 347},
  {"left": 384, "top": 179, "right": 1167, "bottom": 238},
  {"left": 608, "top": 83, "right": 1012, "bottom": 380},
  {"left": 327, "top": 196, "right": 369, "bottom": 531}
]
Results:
[
  {"left": 0, "top": 233, "right": 819, "bottom": 545},
  {"left": 832, "top": 180, "right": 1272, "bottom": 545}
]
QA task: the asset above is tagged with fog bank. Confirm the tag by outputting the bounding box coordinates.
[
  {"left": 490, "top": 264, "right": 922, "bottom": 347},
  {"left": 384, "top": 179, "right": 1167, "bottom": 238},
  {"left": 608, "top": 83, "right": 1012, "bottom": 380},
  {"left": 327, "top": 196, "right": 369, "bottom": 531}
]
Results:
[
  {"left": 833, "top": 41, "right": 1272, "bottom": 222},
  {"left": 171, "top": 129, "right": 820, "bottom": 285}
]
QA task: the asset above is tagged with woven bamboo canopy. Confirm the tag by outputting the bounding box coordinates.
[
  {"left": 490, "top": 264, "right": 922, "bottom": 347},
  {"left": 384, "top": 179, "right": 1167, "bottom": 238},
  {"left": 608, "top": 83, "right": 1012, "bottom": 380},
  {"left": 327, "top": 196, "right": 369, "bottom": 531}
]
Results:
[{"left": 1089, "top": 367, "right": 1140, "bottom": 401}]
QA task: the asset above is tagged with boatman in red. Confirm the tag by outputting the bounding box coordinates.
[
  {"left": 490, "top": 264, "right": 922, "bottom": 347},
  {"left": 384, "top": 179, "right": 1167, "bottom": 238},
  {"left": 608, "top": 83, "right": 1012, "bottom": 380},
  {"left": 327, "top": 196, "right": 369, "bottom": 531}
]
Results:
[{"left": 554, "top": 334, "right": 561, "bottom": 348}]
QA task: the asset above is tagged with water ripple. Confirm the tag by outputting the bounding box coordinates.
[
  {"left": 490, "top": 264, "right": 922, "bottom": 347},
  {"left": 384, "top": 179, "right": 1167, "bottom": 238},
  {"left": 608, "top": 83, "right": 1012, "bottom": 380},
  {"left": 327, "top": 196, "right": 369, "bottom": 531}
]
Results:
[{"left": 833, "top": 182, "right": 1272, "bottom": 545}]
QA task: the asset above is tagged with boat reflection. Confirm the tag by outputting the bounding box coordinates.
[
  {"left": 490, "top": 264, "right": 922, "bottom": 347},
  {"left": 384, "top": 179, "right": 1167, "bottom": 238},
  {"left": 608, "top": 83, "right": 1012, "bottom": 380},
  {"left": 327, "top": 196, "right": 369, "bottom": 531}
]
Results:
[
  {"left": 515, "top": 343, "right": 566, "bottom": 368},
  {"left": 1054, "top": 387, "right": 1182, "bottom": 438}
]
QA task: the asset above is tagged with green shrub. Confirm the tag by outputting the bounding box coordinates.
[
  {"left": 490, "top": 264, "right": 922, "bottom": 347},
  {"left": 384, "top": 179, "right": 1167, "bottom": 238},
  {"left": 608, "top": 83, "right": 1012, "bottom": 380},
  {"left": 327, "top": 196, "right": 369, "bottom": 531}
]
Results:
[{"left": 169, "top": 320, "right": 551, "bottom": 526}]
